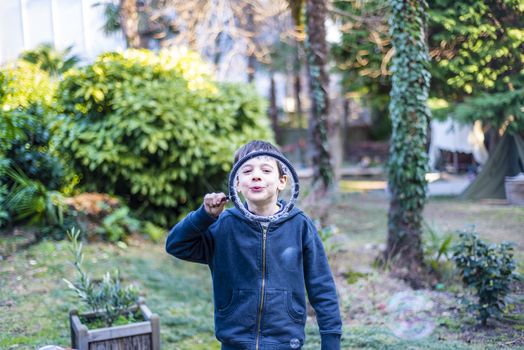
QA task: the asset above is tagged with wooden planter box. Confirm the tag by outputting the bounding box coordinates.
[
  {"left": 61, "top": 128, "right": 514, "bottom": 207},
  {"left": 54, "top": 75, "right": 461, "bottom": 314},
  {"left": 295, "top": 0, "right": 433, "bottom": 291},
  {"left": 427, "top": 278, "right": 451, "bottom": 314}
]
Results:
[{"left": 69, "top": 299, "right": 160, "bottom": 350}]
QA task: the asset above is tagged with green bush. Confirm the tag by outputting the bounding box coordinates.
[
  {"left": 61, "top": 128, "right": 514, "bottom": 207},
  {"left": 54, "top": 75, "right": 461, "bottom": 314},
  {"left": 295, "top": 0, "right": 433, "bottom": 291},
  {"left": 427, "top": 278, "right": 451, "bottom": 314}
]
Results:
[
  {"left": 2, "top": 104, "right": 66, "bottom": 192},
  {"left": 142, "top": 221, "right": 166, "bottom": 242},
  {"left": 1, "top": 61, "right": 67, "bottom": 229},
  {"left": 0, "top": 62, "right": 56, "bottom": 154},
  {"left": 452, "top": 228, "right": 517, "bottom": 325},
  {"left": 57, "top": 49, "right": 272, "bottom": 226},
  {"left": 95, "top": 206, "right": 141, "bottom": 242}
]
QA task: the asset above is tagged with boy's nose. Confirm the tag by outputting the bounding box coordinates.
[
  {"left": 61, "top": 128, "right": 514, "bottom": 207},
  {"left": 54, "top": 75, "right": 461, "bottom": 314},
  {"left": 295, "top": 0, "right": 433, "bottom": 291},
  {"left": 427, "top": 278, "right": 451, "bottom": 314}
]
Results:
[{"left": 251, "top": 171, "right": 262, "bottom": 181}]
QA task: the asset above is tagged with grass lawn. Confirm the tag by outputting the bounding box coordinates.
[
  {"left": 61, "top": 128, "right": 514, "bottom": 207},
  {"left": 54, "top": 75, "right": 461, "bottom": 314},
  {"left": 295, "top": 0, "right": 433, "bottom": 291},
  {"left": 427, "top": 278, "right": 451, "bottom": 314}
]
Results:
[{"left": 1, "top": 192, "right": 523, "bottom": 349}]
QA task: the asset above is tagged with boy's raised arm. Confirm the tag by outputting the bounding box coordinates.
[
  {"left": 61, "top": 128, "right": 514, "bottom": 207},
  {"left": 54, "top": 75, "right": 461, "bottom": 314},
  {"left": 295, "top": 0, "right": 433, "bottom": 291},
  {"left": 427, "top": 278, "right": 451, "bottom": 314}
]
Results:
[
  {"left": 166, "top": 192, "right": 228, "bottom": 264},
  {"left": 303, "top": 219, "right": 343, "bottom": 350},
  {"left": 166, "top": 193, "right": 227, "bottom": 264},
  {"left": 165, "top": 204, "right": 215, "bottom": 264}
]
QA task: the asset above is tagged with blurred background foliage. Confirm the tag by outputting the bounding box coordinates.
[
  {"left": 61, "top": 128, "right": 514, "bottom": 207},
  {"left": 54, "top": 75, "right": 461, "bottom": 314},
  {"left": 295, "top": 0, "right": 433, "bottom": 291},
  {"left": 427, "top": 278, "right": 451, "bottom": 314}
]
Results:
[
  {"left": 1, "top": 47, "right": 271, "bottom": 240},
  {"left": 0, "top": 61, "right": 66, "bottom": 233},
  {"left": 331, "top": 0, "right": 524, "bottom": 133}
]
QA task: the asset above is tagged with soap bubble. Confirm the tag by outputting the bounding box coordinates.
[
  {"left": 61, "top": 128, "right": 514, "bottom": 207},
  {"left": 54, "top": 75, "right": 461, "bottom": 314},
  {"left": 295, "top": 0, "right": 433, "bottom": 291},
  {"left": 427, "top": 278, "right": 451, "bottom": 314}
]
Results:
[{"left": 386, "top": 290, "right": 436, "bottom": 340}]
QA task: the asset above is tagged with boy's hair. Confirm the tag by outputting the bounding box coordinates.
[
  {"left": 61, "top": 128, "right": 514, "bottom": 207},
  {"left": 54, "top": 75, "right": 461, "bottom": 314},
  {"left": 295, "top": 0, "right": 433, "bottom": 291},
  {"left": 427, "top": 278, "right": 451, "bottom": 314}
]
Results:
[{"left": 234, "top": 140, "right": 285, "bottom": 177}]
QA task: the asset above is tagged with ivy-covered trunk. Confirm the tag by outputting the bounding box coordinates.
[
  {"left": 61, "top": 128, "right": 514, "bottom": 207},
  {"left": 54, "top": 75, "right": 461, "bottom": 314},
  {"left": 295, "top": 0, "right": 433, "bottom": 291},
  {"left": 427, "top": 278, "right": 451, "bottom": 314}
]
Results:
[
  {"left": 305, "top": 0, "right": 333, "bottom": 196},
  {"left": 385, "top": 0, "right": 431, "bottom": 286}
]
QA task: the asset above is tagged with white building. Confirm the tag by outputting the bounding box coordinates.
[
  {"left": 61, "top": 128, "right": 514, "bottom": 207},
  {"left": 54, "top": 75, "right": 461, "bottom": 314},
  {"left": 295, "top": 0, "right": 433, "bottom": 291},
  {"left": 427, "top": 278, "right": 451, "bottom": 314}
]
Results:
[{"left": 0, "top": 0, "right": 125, "bottom": 65}]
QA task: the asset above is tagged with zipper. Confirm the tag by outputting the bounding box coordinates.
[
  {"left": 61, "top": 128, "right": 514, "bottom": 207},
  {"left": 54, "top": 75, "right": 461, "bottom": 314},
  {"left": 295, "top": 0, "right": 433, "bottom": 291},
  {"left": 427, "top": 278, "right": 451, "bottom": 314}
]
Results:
[{"left": 255, "top": 224, "right": 268, "bottom": 350}]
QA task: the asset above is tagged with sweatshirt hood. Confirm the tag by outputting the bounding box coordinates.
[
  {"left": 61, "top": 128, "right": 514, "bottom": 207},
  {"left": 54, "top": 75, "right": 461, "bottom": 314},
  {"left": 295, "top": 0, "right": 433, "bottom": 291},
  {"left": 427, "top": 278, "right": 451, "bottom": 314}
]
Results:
[{"left": 226, "top": 199, "right": 303, "bottom": 227}]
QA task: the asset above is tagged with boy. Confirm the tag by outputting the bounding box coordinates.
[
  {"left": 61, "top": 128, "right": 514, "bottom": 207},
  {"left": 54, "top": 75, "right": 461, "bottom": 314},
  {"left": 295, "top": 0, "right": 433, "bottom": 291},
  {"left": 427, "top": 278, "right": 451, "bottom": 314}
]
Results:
[{"left": 166, "top": 140, "right": 342, "bottom": 350}]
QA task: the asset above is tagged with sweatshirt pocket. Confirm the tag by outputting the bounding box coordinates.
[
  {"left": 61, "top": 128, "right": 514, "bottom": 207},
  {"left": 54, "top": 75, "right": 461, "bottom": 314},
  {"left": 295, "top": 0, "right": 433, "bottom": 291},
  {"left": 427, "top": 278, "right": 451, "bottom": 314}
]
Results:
[
  {"left": 262, "top": 290, "right": 306, "bottom": 341},
  {"left": 215, "top": 289, "right": 257, "bottom": 342},
  {"left": 286, "top": 291, "right": 306, "bottom": 323},
  {"left": 217, "top": 290, "right": 241, "bottom": 317}
]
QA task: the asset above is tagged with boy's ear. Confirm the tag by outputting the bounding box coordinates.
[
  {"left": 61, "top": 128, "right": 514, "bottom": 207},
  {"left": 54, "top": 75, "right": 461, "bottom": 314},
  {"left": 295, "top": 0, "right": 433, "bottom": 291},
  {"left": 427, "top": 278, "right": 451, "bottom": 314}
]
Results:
[
  {"left": 235, "top": 178, "right": 241, "bottom": 193},
  {"left": 277, "top": 174, "right": 288, "bottom": 191}
]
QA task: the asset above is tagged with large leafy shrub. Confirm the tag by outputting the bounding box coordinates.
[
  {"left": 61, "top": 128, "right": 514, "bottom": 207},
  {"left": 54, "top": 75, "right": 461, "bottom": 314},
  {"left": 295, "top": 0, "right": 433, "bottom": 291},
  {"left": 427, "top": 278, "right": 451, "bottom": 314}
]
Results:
[
  {"left": 0, "top": 62, "right": 63, "bottom": 189},
  {"left": 57, "top": 49, "right": 272, "bottom": 225},
  {"left": 452, "top": 228, "right": 517, "bottom": 326},
  {"left": 1, "top": 62, "right": 68, "bottom": 228},
  {"left": 0, "top": 62, "right": 56, "bottom": 155},
  {"left": 0, "top": 46, "right": 80, "bottom": 192}
]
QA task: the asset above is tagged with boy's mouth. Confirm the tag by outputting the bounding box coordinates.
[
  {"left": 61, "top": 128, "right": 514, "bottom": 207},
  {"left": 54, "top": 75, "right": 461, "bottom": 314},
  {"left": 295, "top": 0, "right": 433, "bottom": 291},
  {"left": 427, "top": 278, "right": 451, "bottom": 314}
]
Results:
[{"left": 249, "top": 186, "right": 265, "bottom": 192}]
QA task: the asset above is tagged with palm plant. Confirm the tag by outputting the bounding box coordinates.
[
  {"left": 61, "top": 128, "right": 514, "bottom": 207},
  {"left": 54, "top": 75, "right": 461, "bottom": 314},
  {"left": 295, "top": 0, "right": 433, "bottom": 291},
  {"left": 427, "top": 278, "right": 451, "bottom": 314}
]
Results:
[
  {"left": 0, "top": 182, "right": 8, "bottom": 228},
  {"left": 19, "top": 43, "right": 80, "bottom": 77},
  {"left": 96, "top": 1, "right": 121, "bottom": 35},
  {"left": 3, "top": 165, "right": 65, "bottom": 226},
  {"left": 422, "top": 221, "right": 454, "bottom": 278}
]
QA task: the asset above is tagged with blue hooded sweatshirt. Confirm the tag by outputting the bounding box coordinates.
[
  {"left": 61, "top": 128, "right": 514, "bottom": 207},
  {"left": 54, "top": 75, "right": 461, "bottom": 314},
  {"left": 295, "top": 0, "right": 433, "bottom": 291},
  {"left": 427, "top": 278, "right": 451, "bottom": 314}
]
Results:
[{"left": 166, "top": 202, "right": 342, "bottom": 350}]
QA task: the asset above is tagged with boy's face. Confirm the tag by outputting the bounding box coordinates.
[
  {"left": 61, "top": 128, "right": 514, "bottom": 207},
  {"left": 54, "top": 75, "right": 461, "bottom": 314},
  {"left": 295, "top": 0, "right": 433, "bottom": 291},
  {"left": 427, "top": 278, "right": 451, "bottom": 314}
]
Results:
[{"left": 236, "top": 156, "right": 287, "bottom": 208}]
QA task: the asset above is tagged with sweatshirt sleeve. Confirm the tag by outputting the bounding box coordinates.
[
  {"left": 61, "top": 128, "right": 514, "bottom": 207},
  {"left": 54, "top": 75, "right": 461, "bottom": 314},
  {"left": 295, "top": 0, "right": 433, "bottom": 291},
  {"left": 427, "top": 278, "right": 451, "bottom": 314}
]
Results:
[
  {"left": 303, "top": 219, "right": 342, "bottom": 350},
  {"left": 165, "top": 204, "right": 217, "bottom": 265}
]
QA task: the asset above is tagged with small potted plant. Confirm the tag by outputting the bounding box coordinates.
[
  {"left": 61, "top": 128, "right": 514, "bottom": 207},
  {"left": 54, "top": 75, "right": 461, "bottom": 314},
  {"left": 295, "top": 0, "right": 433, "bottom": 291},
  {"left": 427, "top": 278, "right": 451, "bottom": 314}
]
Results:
[{"left": 64, "top": 228, "right": 160, "bottom": 350}]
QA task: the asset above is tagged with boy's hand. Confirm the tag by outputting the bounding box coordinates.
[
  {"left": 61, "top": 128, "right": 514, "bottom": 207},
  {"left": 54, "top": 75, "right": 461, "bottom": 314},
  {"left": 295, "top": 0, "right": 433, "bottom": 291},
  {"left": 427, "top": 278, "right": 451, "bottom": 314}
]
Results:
[{"left": 203, "top": 192, "right": 228, "bottom": 218}]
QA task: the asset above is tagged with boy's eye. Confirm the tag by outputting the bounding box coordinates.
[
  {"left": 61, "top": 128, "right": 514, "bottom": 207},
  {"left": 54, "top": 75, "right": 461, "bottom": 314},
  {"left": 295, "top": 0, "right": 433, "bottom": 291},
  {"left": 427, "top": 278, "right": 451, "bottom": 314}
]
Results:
[{"left": 262, "top": 169, "right": 271, "bottom": 173}]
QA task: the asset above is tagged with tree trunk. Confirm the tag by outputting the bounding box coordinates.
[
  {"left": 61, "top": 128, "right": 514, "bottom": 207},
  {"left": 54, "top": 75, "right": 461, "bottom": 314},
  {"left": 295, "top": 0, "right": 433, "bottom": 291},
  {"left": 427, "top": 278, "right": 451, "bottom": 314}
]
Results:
[
  {"left": 342, "top": 98, "right": 350, "bottom": 157},
  {"left": 269, "top": 73, "right": 281, "bottom": 144},
  {"left": 294, "top": 45, "right": 303, "bottom": 128},
  {"left": 305, "top": 0, "right": 333, "bottom": 201},
  {"left": 119, "top": 0, "right": 141, "bottom": 48},
  {"left": 246, "top": 4, "right": 256, "bottom": 83},
  {"left": 385, "top": 0, "right": 431, "bottom": 288},
  {"left": 328, "top": 80, "right": 343, "bottom": 185}
]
